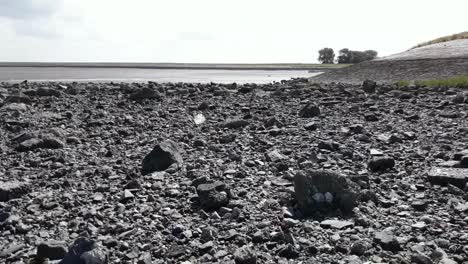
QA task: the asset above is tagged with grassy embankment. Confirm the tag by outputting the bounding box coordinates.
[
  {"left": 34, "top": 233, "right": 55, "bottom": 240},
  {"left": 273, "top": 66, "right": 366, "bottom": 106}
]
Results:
[
  {"left": 396, "top": 75, "right": 468, "bottom": 88},
  {"left": 412, "top": 31, "right": 468, "bottom": 49}
]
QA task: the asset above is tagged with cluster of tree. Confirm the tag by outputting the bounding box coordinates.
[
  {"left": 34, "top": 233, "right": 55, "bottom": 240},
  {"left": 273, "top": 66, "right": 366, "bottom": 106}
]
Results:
[{"left": 318, "top": 48, "right": 378, "bottom": 64}]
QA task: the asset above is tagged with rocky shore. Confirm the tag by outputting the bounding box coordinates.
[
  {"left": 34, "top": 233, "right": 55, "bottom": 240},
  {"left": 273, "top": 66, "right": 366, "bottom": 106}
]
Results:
[{"left": 0, "top": 79, "right": 467, "bottom": 264}]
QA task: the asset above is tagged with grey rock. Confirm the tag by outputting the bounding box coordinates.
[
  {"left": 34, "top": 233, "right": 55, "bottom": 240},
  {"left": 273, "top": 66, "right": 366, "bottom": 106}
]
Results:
[
  {"left": 60, "top": 237, "right": 104, "bottom": 264},
  {"left": 427, "top": 167, "right": 468, "bottom": 189},
  {"left": 37, "top": 241, "right": 67, "bottom": 260},
  {"left": 411, "top": 200, "right": 428, "bottom": 211},
  {"left": 318, "top": 140, "right": 340, "bottom": 151},
  {"left": 277, "top": 244, "right": 299, "bottom": 259},
  {"left": 17, "top": 137, "right": 64, "bottom": 152},
  {"left": 2, "top": 94, "right": 32, "bottom": 105},
  {"left": 364, "top": 113, "right": 379, "bottom": 122},
  {"left": 299, "top": 103, "right": 320, "bottom": 118},
  {"left": 304, "top": 122, "right": 319, "bottom": 131},
  {"left": 350, "top": 241, "right": 368, "bottom": 256},
  {"left": 41, "top": 137, "right": 66, "bottom": 149},
  {"left": 224, "top": 119, "right": 249, "bottom": 129},
  {"left": 374, "top": 231, "right": 401, "bottom": 252},
  {"left": 141, "top": 140, "right": 183, "bottom": 175},
  {"left": 439, "top": 258, "right": 457, "bottom": 264},
  {"left": 198, "top": 101, "right": 209, "bottom": 110},
  {"left": 80, "top": 248, "right": 108, "bottom": 264},
  {"left": 137, "top": 252, "right": 152, "bottom": 264},
  {"left": 455, "top": 202, "right": 468, "bottom": 213},
  {"left": 166, "top": 246, "right": 187, "bottom": 258},
  {"left": 460, "top": 155, "right": 468, "bottom": 168},
  {"left": 266, "top": 150, "right": 287, "bottom": 162},
  {"left": 320, "top": 219, "right": 354, "bottom": 230},
  {"left": 0, "top": 181, "right": 30, "bottom": 202},
  {"left": 0, "top": 243, "right": 25, "bottom": 258},
  {"left": 129, "top": 87, "right": 160, "bottom": 100},
  {"left": 362, "top": 80, "right": 376, "bottom": 93},
  {"left": 36, "top": 87, "right": 62, "bottom": 97},
  {"left": 452, "top": 93, "right": 466, "bottom": 104},
  {"left": 197, "top": 181, "right": 229, "bottom": 210},
  {"left": 4, "top": 102, "right": 27, "bottom": 111},
  {"left": 411, "top": 252, "right": 433, "bottom": 264},
  {"left": 234, "top": 246, "right": 257, "bottom": 264},
  {"left": 294, "top": 170, "right": 360, "bottom": 215},
  {"left": 453, "top": 150, "right": 468, "bottom": 160},
  {"left": 368, "top": 156, "right": 395, "bottom": 172},
  {"left": 0, "top": 210, "right": 10, "bottom": 222}
]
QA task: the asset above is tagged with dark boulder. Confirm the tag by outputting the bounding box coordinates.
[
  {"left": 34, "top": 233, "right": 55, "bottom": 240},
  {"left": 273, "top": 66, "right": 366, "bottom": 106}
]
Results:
[
  {"left": 234, "top": 246, "right": 257, "bottom": 264},
  {"left": 374, "top": 230, "right": 401, "bottom": 252},
  {"left": 16, "top": 137, "right": 65, "bottom": 152},
  {"left": 362, "top": 80, "right": 376, "bottom": 93},
  {"left": 0, "top": 181, "right": 31, "bottom": 202},
  {"left": 37, "top": 241, "right": 67, "bottom": 260},
  {"left": 427, "top": 167, "right": 468, "bottom": 189},
  {"left": 129, "top": 87, "right": 160, "bottom": 101},
  {"left": 196, "top": 181, "right": 229, "bottom": 210},
  {"left": 294, "top": 170, "right": 360, "bottom": 215},
  {"left": 36, "top": 87, "right": 62, "bottom": 97},
  {"left": 2, "top": 94, "right": 32, "bottom": 105},
  {"left": 224, "top": 119, "right": 250, "bottom": 129},
  {"left": 141, "top": 140, "right": 183, "bottom": 175},
  {"left": 368, "top": 156, "right": 395, "bottom": 172},
  {"left": 60, "top": 237, "right": 107, "bottom": 264},
  {"left": 299, "top": 103, "right": 321, "bottom": 118}
]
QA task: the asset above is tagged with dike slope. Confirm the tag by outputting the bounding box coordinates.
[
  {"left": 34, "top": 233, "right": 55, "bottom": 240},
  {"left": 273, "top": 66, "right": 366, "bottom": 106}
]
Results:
[{"left": 312, "top": 39, "right": 468, "bottom": 84}]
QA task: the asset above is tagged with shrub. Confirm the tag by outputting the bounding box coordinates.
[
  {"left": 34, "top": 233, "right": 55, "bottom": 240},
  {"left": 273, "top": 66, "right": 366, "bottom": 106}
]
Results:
[{"left": 337, "top": 49, "right": 378, "bottom": 64}]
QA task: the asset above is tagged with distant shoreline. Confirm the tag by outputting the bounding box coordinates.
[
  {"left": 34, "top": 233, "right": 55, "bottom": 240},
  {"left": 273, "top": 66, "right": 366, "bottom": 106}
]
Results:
[{"left": 0, "top": 62, "right": 348, "bottom": 71}]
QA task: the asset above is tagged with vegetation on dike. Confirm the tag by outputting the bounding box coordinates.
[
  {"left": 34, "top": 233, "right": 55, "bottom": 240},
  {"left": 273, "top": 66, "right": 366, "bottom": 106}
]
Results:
[
  {"left": 318, "top": 48, "right": 378, "bottom": 64},
  {"left": 412, "top": 31, "right": 468, "bottom": 49},
  {"left": 396, "top": 75, "right": 468, "bottom": 88}
]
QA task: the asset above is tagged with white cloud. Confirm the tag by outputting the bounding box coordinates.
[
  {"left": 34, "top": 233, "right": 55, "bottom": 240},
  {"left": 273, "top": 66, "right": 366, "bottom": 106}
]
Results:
[{"left": 0, "top": 0, "right": 467, "bottom": 62}]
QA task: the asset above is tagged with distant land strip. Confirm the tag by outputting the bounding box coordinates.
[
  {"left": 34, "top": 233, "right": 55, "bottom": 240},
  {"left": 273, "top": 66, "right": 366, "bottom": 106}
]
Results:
[{"left": 0, "top": 62, "right": 349, "bottom": 71}]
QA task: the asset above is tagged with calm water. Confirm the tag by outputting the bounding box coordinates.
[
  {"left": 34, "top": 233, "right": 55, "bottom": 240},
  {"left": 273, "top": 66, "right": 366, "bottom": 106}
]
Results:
[{"left": 0, "top": 67, "right": 321, "bottom": 84}]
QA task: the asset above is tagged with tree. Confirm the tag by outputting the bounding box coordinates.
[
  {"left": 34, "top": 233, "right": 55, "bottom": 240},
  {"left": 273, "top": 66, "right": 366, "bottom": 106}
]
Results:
[
  {"left": 318, "top": 48, "right": 335, "bottom": 64},
  {"left": 364, "top": 50, "right": 378, "bottom": 60},
  {"left": 337, "top": 48, "right": 351, "bottom": 64},
  {"left": 337, "top": 49, "right": 378, "bottom": 64}
]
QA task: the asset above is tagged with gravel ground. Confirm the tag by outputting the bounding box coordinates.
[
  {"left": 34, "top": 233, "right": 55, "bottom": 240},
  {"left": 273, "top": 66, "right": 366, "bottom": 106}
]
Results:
[{"left": 0, "top": 79, "right": 468, "bottom": 264}]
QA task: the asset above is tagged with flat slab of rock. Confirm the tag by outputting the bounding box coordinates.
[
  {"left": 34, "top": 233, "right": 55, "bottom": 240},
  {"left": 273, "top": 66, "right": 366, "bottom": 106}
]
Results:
[
  {"left": 0, "top": 181, "right": 30, "bottom": 202},
  {"left": 427, "top": 167, "right": 468, "bottom": 189},
  {"left": 320, "top": 219, "right": 354, "bottom": 229},
  {"left": 16, "top": 137, "right": 65, "bottom": 152}
]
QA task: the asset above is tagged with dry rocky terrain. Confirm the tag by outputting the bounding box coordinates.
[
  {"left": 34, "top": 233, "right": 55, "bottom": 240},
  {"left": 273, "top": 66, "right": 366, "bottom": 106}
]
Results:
[{"left": 0, "top": 79, "right": 468, "bottom": 264}]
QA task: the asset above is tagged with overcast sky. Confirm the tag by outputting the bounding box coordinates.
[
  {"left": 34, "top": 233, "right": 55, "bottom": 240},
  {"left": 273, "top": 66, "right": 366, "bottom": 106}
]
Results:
[{"left": 0, "top": 0, "right": 467, "bottom": 63}]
